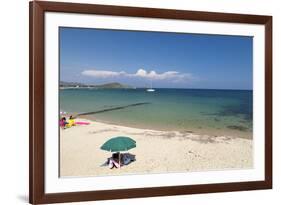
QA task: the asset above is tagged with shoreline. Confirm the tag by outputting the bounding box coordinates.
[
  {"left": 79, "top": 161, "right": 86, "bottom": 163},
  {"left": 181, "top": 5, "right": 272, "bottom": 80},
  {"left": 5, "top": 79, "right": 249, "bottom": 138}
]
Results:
[
  {"left": 76, "top": 115, "right": 252, "bottom": 140},
  {"left": 60, "top": 118, "right": 253, "bottom": 177}
]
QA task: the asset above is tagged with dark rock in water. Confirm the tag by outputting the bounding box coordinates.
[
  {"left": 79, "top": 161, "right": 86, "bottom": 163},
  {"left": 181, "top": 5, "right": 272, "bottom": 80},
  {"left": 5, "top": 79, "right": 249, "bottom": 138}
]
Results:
[
  {"left": 77, "top": 102, "right": 150, "bottom": 116},
  {"left": 214, "top": 118, "right": 220, "bottom": 122},
  {"left": 227, "top": 125, "right": 249, "bottom": 132}
]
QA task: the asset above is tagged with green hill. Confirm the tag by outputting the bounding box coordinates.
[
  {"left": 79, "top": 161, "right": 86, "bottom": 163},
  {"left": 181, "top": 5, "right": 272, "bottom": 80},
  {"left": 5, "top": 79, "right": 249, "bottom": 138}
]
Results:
[
  {"left": 60, "top": 81, "right": 133, "bottom": 89},
  {"left": 94, "top": 82, "right": 132, "bottom": 89}
]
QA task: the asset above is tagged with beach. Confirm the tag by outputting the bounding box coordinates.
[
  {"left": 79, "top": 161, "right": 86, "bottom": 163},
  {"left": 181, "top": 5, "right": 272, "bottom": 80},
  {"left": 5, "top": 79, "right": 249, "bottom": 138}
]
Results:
[{"left": 60, "top": 118, "right": 253, "bottom": 177}]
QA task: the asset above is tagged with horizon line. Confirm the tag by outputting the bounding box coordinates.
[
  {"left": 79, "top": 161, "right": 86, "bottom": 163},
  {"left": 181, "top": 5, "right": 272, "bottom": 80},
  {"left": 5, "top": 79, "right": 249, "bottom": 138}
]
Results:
[{"left": 60, "top": 81, "right": 252, "bottom": 91}]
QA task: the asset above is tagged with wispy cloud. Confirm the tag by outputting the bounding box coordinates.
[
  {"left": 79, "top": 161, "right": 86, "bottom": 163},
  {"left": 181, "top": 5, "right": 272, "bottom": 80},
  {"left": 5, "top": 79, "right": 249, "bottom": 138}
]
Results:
[
  {"left": 81, "top": 68, "right": 193, "bottom": 82},
  {"left": 81, "top": 70, "right": 124, "bottom": 78}
]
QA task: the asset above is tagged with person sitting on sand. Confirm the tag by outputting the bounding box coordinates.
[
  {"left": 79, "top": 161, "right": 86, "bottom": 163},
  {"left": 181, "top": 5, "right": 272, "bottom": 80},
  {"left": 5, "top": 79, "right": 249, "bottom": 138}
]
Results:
[
  {"left": 108, "top": 153, "right": 121, "bottom": 169},
  {"left": 104, "top": 153, "right": 135, "bottom": 169},
  {"left": 66, "top": 115, "right": 76, "bottom": 128},
  {"left": 59, "top": 117, "right": 68, "bottom": 129},
  {"left": 108, "top": 158, "right": 120, "bottom": 169}
]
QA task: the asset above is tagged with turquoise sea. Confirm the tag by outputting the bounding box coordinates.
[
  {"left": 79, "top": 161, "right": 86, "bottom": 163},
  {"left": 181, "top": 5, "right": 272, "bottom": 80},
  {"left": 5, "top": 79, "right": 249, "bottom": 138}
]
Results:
[{"left": 60, "top": 88, "right": 253, "bottom": 139}]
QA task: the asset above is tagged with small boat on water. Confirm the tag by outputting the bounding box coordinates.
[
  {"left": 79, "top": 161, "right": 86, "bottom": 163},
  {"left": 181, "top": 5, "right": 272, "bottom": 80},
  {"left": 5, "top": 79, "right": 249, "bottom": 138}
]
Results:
[
  {"left": 146, "top": 81, "right": 155, "bottom": 92},
  {"left": 146, "top": 88, "right": 155, "bottom": 92}
]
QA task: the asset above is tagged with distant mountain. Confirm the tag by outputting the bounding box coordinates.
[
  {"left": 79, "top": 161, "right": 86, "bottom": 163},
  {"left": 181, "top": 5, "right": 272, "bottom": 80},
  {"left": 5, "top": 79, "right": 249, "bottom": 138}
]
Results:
[
  {"left": 60, "top": 81, "right": 85, "bottom": 87},
  {"left": 60, "top": 81, "right": 133, "bottom": 89},
  {"left": 93, "top": 82, "right": 132, "bottom": 89}
]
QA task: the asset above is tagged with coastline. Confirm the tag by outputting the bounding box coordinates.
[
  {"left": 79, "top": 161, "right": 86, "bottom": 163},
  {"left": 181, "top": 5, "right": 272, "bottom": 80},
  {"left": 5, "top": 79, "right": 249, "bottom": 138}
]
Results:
[
  {"left": 79, "top": 114, "right": 253, "bottom": 139},
  {"left": 60, "top": 118, "right": 253, "bottom": 177}
]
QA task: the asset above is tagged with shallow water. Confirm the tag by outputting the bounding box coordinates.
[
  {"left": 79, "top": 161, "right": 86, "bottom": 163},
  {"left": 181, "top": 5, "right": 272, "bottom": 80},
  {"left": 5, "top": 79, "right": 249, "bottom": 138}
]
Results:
[{"left": 60, "top": 88, "right": 253, "bottom": 138}]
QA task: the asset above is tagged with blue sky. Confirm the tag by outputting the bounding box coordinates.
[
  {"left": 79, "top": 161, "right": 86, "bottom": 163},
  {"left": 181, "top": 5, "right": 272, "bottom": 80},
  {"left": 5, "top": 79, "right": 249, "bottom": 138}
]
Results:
[{"left": 60, "top": 27, "right": 253, "bottom": 90}]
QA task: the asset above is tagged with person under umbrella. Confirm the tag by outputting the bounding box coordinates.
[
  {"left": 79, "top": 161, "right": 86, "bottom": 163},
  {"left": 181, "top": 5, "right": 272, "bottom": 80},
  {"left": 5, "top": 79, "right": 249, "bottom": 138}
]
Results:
[{"left": 100, "top": 136, "right": 136, "bottom": 169}]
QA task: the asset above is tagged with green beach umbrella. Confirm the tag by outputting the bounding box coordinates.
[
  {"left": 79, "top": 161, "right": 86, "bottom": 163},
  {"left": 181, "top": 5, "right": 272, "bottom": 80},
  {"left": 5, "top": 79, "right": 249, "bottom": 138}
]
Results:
[
  {"left": 101, "top": 136, "right": 136, "bottom": 169},
  {"left": 100, "top": 136, "right": 136, "bottom": 152}
]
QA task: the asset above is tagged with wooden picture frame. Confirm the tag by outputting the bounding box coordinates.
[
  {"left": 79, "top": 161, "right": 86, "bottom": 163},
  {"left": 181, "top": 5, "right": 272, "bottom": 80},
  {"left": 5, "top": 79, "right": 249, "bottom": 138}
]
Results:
[{"left": 29, "top": 1, "right": 272, "bottom": 204}]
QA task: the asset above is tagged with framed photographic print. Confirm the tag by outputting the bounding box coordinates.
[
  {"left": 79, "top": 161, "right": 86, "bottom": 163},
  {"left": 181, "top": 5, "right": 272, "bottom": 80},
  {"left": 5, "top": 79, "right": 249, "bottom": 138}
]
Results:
[{"left": 29, "top": 1, "right": 272, "bottom": 204}]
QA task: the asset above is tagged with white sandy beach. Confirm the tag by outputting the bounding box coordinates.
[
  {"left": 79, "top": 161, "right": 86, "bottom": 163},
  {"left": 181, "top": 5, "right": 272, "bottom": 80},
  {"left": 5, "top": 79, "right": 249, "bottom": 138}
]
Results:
[{"left": 60, "top": 118, "right": 252, "bottom": 177}]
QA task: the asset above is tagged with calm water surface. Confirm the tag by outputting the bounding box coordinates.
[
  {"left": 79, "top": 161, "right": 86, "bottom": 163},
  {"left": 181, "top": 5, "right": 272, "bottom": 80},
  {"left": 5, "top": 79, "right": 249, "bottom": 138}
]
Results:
[{"left": 60, "top": 88, "right": 253, "bottom": 138}]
